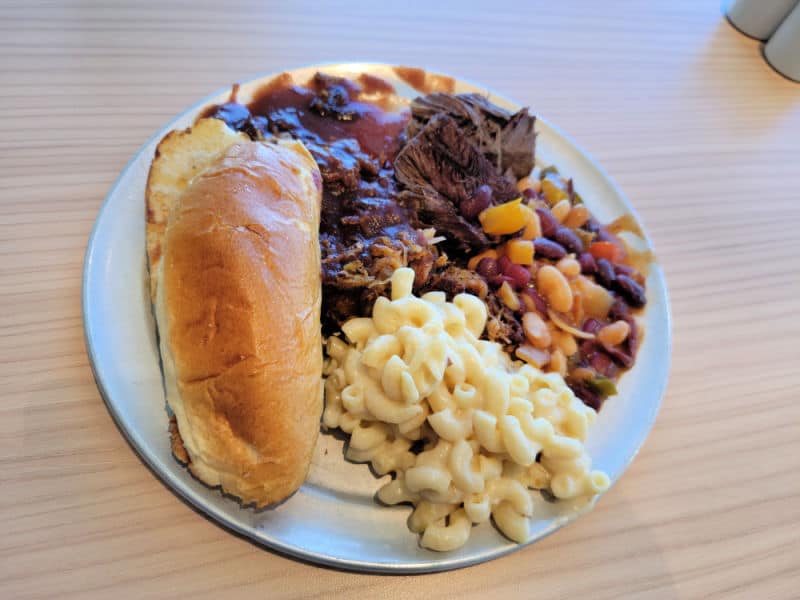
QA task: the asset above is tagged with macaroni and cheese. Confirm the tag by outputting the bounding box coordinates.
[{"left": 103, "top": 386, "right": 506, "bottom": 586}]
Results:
[{"left": 323, "top": 267, "right": 609, "bottom": 551}]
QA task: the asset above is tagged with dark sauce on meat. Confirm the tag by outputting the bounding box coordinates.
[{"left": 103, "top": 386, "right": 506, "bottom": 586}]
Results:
[
  {"left": 247, "top": 73, "right": 406, "bottom": 158},
  {"left": 204, "top": 72, "right": 435, "bottom": 331},
  {"left": 202, "top": 72, "right": 646, "bottom": 410}
]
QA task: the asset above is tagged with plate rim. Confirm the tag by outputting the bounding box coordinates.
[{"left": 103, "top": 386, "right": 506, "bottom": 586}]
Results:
[{"left": 82, "top": 61, "right": 672, "bottom": 573}]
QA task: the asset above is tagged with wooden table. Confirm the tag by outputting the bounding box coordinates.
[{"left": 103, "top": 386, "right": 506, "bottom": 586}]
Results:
[{"left": 2, "top": 1, "right": 799, "bottom": 598}]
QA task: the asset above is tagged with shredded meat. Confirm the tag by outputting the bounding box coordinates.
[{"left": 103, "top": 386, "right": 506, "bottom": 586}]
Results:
[
  {"left": 485, "top": 293, "right": 525, "bottom": 348},
  {"left": 205, "top": 74, "right": 535, "bottom": 342},
  {"left": 406, "top": 93, "right": 537, "bottom": 179},
  {"left": 393, "top": 96, "right": 537, "bottom": 347},
  {"left": 207, "top": 74, "right": 439, "bottom": 332},
  {"left": 422, "top": 265, "right": 489, "bottom": 300}
]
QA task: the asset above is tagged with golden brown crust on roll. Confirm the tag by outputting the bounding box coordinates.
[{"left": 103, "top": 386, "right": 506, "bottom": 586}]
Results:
[
  {"left": 145, "top": 118, "right": 248, "bottom": 302},
  {"left": 155, "top": 139, "right": 323, "bottom": 507}
]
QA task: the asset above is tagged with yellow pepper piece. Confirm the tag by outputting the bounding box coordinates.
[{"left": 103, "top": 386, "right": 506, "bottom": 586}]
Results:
[
  {"left": 478, "top": 198, "right": 528, "bottom": 235},
  {"left": 497, "top": 281, "right": 520, "bottom": 311},
  {"left": 515, "top": 176, "right": 542, "bottom": 194},
  {"left": 467, "top": 248, "right": 499, "bottom": 271},
  {"left": 506, "top": 239, "right": 535, "bottom": 265},
  {"left": 519, "top": 205, "right": 541, "bottom": 240},
  {"left": 541, "top": 178, "right": 568, "bottom": 206}
]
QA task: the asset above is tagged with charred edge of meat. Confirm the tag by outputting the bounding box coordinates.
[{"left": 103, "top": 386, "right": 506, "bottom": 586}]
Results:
[
  {"left": 406, "top": 93, "right": 537, "bottom": 179},
  {"left": 421, "top": 264, "right": 489, "bottom": 300},
  {"left": 394, "top": 114, "right": 520, "bottom": 252}
]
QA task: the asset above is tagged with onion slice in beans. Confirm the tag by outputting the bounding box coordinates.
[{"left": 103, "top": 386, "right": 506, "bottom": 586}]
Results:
[{"left": 547, "top": 308, "right": 596, "bottom": 340}]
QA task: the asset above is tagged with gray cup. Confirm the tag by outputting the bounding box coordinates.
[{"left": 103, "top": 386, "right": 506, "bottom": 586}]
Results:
[
  {"left": 725, "top": 0, "right": 799, "bottom": 39},
  {"left": 764, "top": 3, "right": 800, "bottom": 81}
]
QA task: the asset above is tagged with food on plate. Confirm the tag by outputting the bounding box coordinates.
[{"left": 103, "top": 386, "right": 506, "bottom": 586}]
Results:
[
  {"left": 206, "top": 72, "right": 651, "bottom": 410},
  {"left": 190, "top": 69, "right": 652, "bottom": 545},
  {"left": 148, "top": 123, "right": 324, "bottom": 507},
  {"left": 142, "top": 69, "right": 652, "bottom": 546},
  {"left": 323, "top": 268, "right": 609, "bottom": 550},
  {"left": 203, "top": 73, "right": 537, "bottom": 331},
  {"left": 145, "top": 118, "right": 248, "bottom": 302},
  {"left": 204, "top": 72, "right": 437, "bottom": 330}
]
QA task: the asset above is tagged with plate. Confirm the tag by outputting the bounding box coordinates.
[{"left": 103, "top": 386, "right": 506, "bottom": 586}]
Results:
[{"left": 83, "top": 63, "right": 671, "bottom": 573}]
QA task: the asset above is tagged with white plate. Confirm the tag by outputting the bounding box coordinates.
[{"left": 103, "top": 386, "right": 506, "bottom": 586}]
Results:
[{"left": 83, "top": 63, "right": 671, "bottom": 573}]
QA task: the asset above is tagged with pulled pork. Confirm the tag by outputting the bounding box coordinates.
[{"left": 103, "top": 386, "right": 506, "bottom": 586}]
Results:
[
  {"left": 205, "top": 75, "right": 537, "bottom": 344},
  {"left": 205, "top": 73, "right": 438, "bottom": 332},
  {"left": 422, "top": 264, "right": 489, "bottom": 300}
]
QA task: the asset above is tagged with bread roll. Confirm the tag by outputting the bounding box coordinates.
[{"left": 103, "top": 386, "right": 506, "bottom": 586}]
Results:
[
  {"left": 145, "top": 118, "right": 248, "bottom": 302},
  {"left": 154, "top": 138, "right": 323, "bottom": 507}
]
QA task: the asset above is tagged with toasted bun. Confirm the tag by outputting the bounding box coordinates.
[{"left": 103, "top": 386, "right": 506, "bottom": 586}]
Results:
[
  {"left": 146, "top": 118, "right": 248, "bottom": 302},
  {"left": 154, "top": 138, "right": 323, "bottom": 507}
]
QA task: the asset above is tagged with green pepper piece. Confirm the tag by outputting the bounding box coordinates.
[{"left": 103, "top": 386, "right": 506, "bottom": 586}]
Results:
[
  {"left": 586, "top": 375, "right": 618, "bottom": 397},
  {"left": 539, "top": 165, "right": 560, "bottom": 179}
]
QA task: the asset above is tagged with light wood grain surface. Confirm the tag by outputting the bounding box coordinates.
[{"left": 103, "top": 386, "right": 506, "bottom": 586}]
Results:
[{"left": 2, "top": 1, "right": 799, "bottom": 598}]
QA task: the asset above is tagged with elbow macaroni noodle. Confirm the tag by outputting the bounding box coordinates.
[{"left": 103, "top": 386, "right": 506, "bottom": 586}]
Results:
[{"left": 323, "top": 268, "right": 610, "bottom": 551}]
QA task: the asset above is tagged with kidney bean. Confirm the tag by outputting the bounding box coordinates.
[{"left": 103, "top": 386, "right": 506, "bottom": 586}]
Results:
[
  {"left": 628, "top": 318, "right": 639, "bottom": 357},
  {"left": 476, "top": 257, "right": 500, "bottom": 279},
  {"left": 626, "top": 316, "right": 639, "bottom": 357},
  {"left": 497, "top": 255, "right": 513, "bottom": 274},
  {"left": 614, "top": 263, "right": 645, "bottom": 286},
  {"left": 613, "top": 264, "right": 634, "bottom": 277},
  {"left": 595, "top": 258, "right": 616, "bottom": 288},
  {"left": 533, "top": 237, "right": 567, "bottom": 260},
  {"left": 521, "top": 288, "right": 548, "bottom": 315},
  {"left": 505, "top": 263, "right": 532, "bottom": 289},
  {"left": 535, "top": 207, "right": 559, "bottom": 238},
  {"left": 590, "top": 350, "right": 619, "bottom": 378},
  {"left": 582, "top": 217, "right": 601, "bottom": 233},
  {"left": 489, "top": 274, "right": 515, "bottom": 288},
  {"left": 601, "top": 343, "right": 634, "bottom": 368},
  {"left": 582, "top": 318, "right": 603, "bottom": 335},
  {"left": 554, "top": 226, "right": 583, "bottom": 254},
  {"left": 578, "top": 252, "right": 597, "bottom": 275},
  {"left": 615, "top": 275, "right": 646, "bottom": 307},
  {"left": 595, "top": 227, "right": 626, "bottom": 248},
  {"left": 579, "top": 339, "right": 596, "bottom": 357},
  {"left": 460, "top": 184, "right": 493, "bottom": 219},
  {"left": 577, "top": 386, "right": 603, "bottom": 410},
  {"left": 600, "top": 300, "right": 639, "bottom": 366},
  {"left": 608, "top": 297, "right": 632, "bottom": 320},
  {"left": 569, "top": 380, "right": 602, "bottom": 410}
]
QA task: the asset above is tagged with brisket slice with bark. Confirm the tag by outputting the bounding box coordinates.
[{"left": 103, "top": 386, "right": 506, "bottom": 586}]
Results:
[
  {"left": 406, "top": 93, "right": 537, "bottom": 180},
  {"left": 394, "top": 114, "right": 520, "bottom": 252}
]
